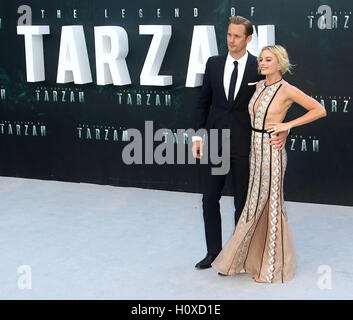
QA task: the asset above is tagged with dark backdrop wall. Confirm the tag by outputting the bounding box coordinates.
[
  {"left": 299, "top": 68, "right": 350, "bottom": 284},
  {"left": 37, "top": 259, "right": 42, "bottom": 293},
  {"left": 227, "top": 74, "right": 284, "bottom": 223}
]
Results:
[{"left": 0, "top": 0, "right": 352, "bottom": 206}]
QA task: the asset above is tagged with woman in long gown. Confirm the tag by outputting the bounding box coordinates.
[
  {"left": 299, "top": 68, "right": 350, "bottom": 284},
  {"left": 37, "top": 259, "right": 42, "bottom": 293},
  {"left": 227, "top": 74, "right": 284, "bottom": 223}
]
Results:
[{"left": 211, "top": 45, "right": 327, "bottom": 283}]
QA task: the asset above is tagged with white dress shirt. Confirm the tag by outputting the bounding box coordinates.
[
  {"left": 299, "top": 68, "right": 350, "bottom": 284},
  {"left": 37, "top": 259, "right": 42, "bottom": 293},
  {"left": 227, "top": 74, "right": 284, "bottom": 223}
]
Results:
[
  {"left": 224, "top": 51, "right": 248, "bottom": 101},
  {"left": 192, "top": 51, "right": 249, "bottom": 142}
]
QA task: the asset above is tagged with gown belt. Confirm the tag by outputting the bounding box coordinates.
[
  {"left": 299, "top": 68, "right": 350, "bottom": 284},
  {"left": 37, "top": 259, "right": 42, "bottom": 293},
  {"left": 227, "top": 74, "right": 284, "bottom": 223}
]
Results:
[{"left": 251, "top": 127, "right": 268, "bottom": 133}]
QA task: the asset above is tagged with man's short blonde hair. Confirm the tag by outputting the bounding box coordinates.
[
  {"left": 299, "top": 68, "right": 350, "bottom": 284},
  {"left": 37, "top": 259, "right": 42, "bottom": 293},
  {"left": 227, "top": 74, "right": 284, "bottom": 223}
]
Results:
[
  {"left": 258, "top": 45, "right": 293, "bottom": 75},
  {"left": 228, "top": 16, "right": 253, "bottom": 37}
]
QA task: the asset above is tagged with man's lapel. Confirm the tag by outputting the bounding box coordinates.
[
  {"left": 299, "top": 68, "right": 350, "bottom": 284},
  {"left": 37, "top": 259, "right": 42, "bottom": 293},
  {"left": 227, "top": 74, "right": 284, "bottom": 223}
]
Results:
[{"left": 218, "top": 54, "right": 228, "bottom": 103}]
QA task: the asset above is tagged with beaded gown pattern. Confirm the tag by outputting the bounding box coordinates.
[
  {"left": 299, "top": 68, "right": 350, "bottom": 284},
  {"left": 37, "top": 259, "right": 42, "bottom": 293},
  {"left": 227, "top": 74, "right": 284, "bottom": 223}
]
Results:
[{"left": 212, "top": 81, "right": 297, "bottom": 283}]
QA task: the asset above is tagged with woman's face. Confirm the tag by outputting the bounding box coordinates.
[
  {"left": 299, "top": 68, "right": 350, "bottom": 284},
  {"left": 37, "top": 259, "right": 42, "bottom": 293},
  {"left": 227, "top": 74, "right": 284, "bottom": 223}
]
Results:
[{"left": 259, "top": 49, "right": 281, "bottom": 75}]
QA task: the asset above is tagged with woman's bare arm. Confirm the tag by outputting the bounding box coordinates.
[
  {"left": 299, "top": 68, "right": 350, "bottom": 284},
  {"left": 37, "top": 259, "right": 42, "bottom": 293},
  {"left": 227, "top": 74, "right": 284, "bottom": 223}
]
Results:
[{"left": 266, "top": 84, "right": 327, "bottom": 133}]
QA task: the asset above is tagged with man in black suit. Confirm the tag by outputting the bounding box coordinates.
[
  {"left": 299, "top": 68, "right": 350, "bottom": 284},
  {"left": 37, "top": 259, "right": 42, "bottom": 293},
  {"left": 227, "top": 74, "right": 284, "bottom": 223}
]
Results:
[{"left": 193, "top": 16, "right": 288, "bottom": 269}]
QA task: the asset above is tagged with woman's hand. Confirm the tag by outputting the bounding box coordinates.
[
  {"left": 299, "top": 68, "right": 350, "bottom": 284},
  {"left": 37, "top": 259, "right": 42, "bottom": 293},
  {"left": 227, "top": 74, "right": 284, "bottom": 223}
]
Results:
[{"left": 265, "top": 122, "right": 291, "bottom": 134}]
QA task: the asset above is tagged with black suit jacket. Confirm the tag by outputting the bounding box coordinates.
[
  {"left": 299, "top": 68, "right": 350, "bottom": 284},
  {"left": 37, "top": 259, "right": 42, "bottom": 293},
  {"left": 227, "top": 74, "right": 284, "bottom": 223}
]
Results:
[{"left": 195, "top": 52, "right": 264, "bottom": 157}]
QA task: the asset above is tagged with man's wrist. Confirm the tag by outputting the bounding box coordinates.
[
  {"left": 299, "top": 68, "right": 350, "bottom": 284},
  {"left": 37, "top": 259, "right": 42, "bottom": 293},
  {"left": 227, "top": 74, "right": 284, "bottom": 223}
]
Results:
[{"left": 192, "top": 136, "right": 202, "bottom": 142}]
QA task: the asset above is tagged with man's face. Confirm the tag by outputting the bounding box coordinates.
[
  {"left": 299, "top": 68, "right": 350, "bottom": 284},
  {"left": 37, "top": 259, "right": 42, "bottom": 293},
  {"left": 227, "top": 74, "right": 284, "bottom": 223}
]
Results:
[{"left": 227, "top": 23, "right": 251, "bottom": 55}]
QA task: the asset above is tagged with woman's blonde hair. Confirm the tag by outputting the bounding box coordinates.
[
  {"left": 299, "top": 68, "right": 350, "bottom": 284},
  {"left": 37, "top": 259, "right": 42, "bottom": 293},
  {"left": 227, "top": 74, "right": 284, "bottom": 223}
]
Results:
[{"left": 258, "top": 45, "right": 293, "bottom": 75}]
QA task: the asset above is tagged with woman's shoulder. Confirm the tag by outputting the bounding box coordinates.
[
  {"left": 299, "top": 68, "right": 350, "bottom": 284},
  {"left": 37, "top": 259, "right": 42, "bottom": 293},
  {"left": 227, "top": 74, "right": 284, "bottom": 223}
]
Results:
[
  {"left": 281, "top": 80, "right": 300, "bottom": 94},
  {"left": 280, "top": 80, "right": 296, "bottom": 94},
  {"left": 280, "top": 81, "right": 306, "bottom": 101},
  {"left": 280, "top": 79, "right": 291, "bottom": 88}
]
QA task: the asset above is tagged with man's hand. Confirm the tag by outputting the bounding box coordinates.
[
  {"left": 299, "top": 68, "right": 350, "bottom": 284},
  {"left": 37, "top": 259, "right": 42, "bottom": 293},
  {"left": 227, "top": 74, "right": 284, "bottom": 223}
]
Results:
[
  {"left": 268, "top": 130, "right": 288, "bottom": 150},
  {"left": 192, "top": 140, "right": 203, "bottom": 159}
]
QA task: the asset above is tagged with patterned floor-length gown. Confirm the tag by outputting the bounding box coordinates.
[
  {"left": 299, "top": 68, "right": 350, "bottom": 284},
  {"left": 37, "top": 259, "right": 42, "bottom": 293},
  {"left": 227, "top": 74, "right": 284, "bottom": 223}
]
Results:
[{"left": 211, "top": 81, "right": 297, "bottom": 283}]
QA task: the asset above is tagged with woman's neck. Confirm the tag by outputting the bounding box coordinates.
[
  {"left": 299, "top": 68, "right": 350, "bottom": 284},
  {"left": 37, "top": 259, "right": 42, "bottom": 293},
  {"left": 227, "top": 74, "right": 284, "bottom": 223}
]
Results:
[{"left": 265, "top": 72, "right": 282, "bottom": 86}]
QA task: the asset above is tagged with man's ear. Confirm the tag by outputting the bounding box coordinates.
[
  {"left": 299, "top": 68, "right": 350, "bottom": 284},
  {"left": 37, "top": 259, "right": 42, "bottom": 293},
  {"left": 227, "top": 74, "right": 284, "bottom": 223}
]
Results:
[{"left": 246, "top": 34, "right": 252, "bottom": 44}]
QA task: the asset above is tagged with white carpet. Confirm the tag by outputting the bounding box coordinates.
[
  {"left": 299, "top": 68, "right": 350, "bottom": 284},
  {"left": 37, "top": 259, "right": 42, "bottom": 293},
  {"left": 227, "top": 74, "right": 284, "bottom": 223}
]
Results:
[{"left": 0, "top": 176, "right": 352, "bottom": 300}]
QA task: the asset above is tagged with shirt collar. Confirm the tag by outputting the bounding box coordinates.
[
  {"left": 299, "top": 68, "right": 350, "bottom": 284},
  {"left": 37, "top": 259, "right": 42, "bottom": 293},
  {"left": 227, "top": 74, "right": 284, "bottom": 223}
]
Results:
[{"left": 227, "top": 51, "right": 248, "bottom": 66}]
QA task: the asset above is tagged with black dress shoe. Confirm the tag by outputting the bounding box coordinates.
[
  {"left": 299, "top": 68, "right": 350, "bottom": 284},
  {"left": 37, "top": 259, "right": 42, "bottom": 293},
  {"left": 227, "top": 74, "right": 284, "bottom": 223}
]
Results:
[
  {"left": 195, "top": 254, "right": 217, "bottom": 269},
  {"left": 218, "top": 272, "right": 228, "bottom": 276}
]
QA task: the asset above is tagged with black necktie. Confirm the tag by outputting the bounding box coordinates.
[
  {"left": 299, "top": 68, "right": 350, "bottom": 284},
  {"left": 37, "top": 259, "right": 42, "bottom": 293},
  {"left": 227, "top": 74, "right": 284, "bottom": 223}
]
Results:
[{"left": 228, "top": 60, "right": 238, "bottom": 105}]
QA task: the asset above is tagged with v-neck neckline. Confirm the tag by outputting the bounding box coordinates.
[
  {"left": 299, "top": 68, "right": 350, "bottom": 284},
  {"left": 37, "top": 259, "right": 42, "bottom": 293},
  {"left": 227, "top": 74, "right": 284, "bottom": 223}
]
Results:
[{"left": 253, "top": 81, "right": 282, "bottom": 116}]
